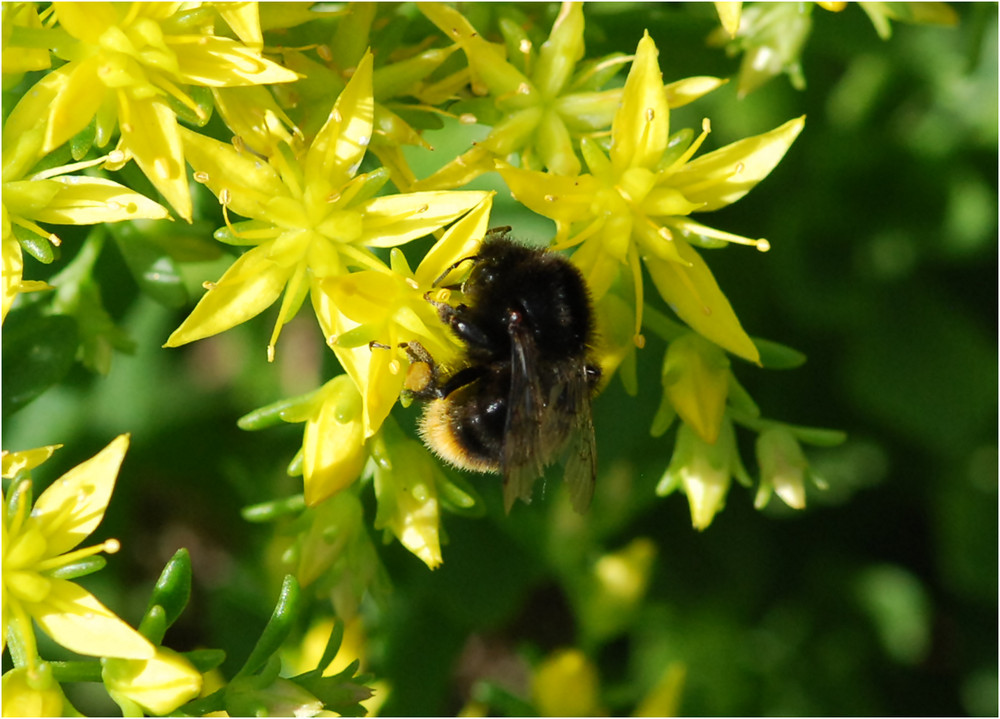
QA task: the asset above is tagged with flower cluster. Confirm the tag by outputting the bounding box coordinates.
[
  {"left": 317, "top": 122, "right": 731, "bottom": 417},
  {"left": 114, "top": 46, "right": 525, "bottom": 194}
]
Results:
[
  {"left": 2, "top": 437, "right": 203, "bottom": 716},
  {"left": 2, "top": 6, "right": 862, "bottom": 710}
]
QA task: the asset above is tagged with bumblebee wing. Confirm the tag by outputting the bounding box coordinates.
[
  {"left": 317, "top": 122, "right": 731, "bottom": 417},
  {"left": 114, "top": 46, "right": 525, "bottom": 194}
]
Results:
[
  {"left": 559, "top": 364, "right": 597, "bottom": 513},
  {"left": 501, "top": 319, "right": 547, "bottom": 513}
]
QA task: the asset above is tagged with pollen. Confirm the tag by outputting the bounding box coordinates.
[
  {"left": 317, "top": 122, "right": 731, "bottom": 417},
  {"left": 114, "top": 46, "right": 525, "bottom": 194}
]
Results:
[
  {"left": 755, "top": 239, "right": 771, "bottom": 252},
  {"left": 519, "top": 38, "right": 532, "bottom": 53},
  {"left": 646, "top": 107, "right": 655, "bottom": 122},
  {"left": 405, "top": 361, "right": 432, "bottom": 393}
]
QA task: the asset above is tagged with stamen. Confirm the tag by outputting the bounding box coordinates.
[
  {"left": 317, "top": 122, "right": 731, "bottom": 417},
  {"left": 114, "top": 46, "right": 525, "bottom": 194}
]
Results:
[
  {"left": 459, "top": 113, "right": 478, "bottom": 125},
  {"left": 30, "top": 150, "right": 124, "bottom": 181},
  {"left": 672, "top": 218, "right": 770, "bottom": 251},
  {"left": 193, "top": 171, "right": 210, "bottom": 184},
  {"left": 664, "top": 117, "right": 712, "bottom": 174},
  {"left": 202, "top": 281, "right": 216, "bottom": 290},
  {"left": 35, "top": 538, "right": 121, "bottom": 573},
  {"left": 552, "top": 215, "right": 605, "bottom": 251}
]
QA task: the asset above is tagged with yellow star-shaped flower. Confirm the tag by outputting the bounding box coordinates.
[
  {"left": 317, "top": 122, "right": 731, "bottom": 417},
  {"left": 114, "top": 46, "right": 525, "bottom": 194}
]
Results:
[
  {"left": 164, "top": 50, "right": 491, "bottom": 364},
  {"left": 499, "top": 31, "right": 804, "bottom": 363},
  {"left": 2, "top": 436, "right": 154, "bottom": 664}
]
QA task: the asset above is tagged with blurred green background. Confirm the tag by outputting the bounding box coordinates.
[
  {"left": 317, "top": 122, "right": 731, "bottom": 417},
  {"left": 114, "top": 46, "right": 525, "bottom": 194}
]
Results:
[{"left": 3, "top": 3, "right": 996, "bottom": 716}]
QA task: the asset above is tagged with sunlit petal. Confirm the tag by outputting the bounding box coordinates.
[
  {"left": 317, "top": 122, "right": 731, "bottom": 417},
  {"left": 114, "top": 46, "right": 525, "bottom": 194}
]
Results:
[
  {"left": 118, "top": 96, "right": 190, "bottom": 221},
  {"left": 31, "top": 578, "right": 154, "bottom": 660},
  {"left": 665, "top": 115, "right": 805, "bottom": 211},
  {"left": 31, "top": 435, "right": 129, "bottom": 556},
  {"left": 611, "top": 32, "right": 670, "bottom": 172},
  {"left": 358, "top": 191, "right": 490, "bottom": 248},
  {"left": 645, "top": 240, "right": 759, "bottom": 363},
  {"left": 165, "top": 245, "right": 291, "bottom": 347},
  {"left": 31, "top": 177, "right": 169, "bottom": 225}
]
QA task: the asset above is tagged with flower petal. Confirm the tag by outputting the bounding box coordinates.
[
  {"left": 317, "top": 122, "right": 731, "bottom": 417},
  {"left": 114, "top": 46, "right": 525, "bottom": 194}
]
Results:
[
  {"left": 164, "top": 244, "right": 291, "bottom": 347},
  {"left": 180, "top": 126, "right": 290, "bottom": 221},
  {"left": 611, "top": 32, "right": 670, "bottom": 172},
  {"left": 415, "top": 194, "right": 493, "bottom": 287},
  {"left": 31, "top": 435, "right": 129, "bottom": 556},
  {"left": 664, "top": 75, "right": 727, "bottom": 108},
  {"left": 645, "top": 240, "right": 759, "bottom": 363},
  {"left": 171, "top": 35, "right": 299, "bottom": 86},
  {"left": 662, "top": 332, "right": 730, "bottom": 444},
  {"left": 1, "top": 444, "right": 63, "bottom": 478},
  {"left": 666, "top": 115, "right": 805, "bottom": 211},
  {"left": 302, "top": 377, "right": 367, "bottom": 506},
  {"left": 2, "top": 232, "right": 24, "bottom": 323},
  {"left": 103, "top": 647, "right": 202, "bottom": 715},
  {"left": 358, "top": 191, "right": 491, "bottom": 248},
  {"left": 118, "top": 96, "right": 191, "bottom": 221},
  {"left": 31, "top": 578, "right": 154, "bottom": 659},
  {"left": 420, "top": 3, "right": 534, "bottom": 106},
  {"left": 536, "top": 110, "right": 580, "bottom": 175},
  {"left": 533, "top": 2, "right": 585, "bottom": 98},
  {"left": 498, "top": 164, "right": 599, "bottom": 224},
  {"left": 304, "top": 50, "right": 374, "bottom": 191},
  {"left": 31, "top": 177, "right": 169, "bottom": 225}
]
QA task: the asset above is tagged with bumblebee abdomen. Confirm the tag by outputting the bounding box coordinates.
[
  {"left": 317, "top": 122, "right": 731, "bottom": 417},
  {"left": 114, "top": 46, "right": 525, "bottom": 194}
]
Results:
[{"left": 418, "top": 382, "right": 507, "bottom": 473}]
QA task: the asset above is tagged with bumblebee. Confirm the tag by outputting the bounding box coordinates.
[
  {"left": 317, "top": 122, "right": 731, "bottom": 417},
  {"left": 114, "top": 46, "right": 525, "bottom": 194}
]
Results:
[{"left": 405, "top": 227, "right": 601, "bottom": 513}]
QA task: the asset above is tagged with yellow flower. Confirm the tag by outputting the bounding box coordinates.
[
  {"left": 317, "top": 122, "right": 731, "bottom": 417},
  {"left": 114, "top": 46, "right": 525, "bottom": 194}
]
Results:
[
  {"left": 165, "top": 50, "right": 491, "bottom": 366},
  {"left": 532, "top": 648, "right": 603, "bottom": 717},
  {"left": 1, "top": 2, "right": 298, "bottom": 220},
  {"left": 317, "top": 193, "right": 493, "bottom": 437},
  {"left": 657, "top": 419, "right": 750, "bottom": 530},
  {"left": 660, "top": 332, "right": 731, "bottom": 444},
  {"left": 276, "top": 375, "right": 367, "bottom": 507},
  {"left": 500, "top": 32, "right": 804, "bottom": 363},
  {"left": 1, "top": 138, "right": 170, "bottom": 322},
  {"left": 371, "top": 422, "right": 444, "bottom": 570},
  {"left": 581, "top": 538, "right": 657, "bottom": 644},
  {"left": 754, "top": 427, "right": 810, "bottom": 510},
  {"left": 416, "top": 2, "right": 646, "bottom": 188},
  {"left": 2, "top": 3, "right": 51, "bottom": 80},
  {"left": 2, "top": 435, "right": 155, "bottom": 664},
  {"left": 102, "top": 646, "right": 203, "bottom": 716},
  {"left": 1, "top": 664, "right": 78, "bottom": 718}
]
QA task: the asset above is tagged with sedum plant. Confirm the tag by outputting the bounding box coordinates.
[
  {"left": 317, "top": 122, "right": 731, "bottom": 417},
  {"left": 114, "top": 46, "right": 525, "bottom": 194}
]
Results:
[{"left": 2, "top": 2, "right": 965, "bottom": 715}]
